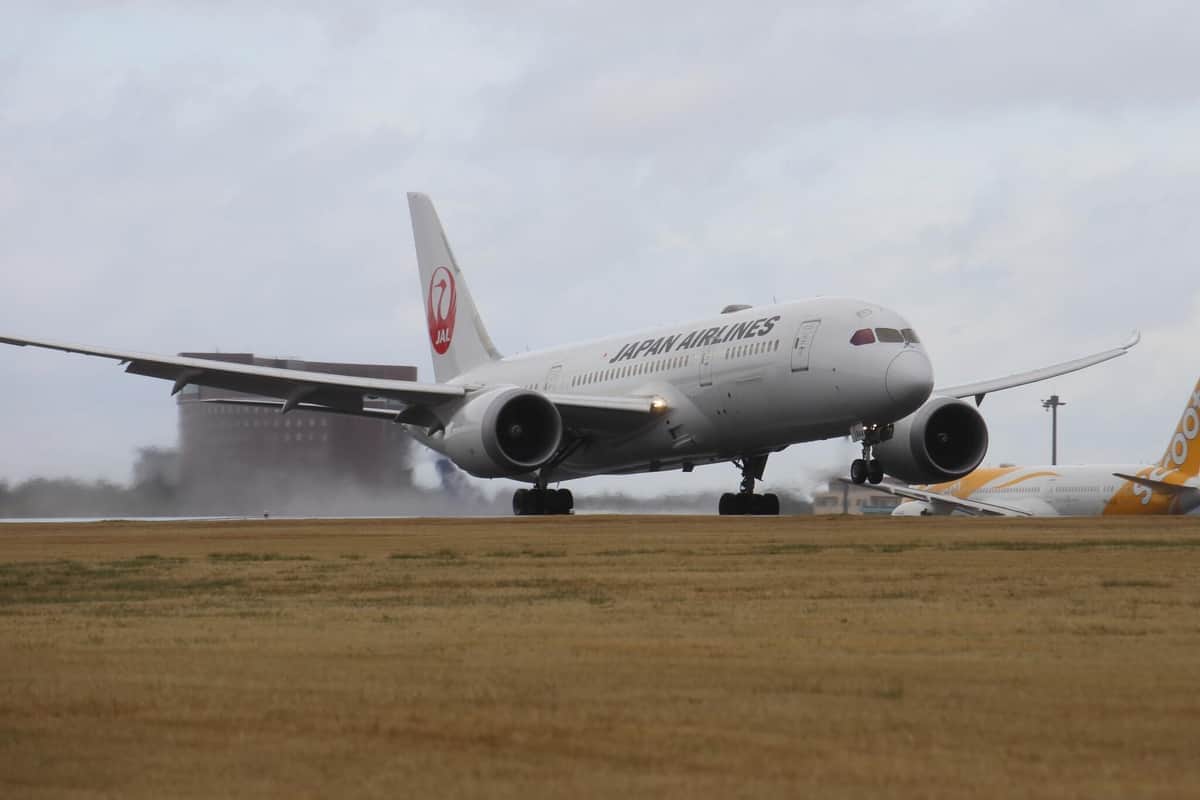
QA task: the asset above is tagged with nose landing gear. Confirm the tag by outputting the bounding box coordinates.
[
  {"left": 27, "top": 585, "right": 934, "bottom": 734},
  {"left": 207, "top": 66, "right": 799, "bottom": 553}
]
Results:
[
  {"left": 849, "top": 457, "right": 884, "bottom": 485},
  {"left": 849, "top": 423, "right": 892, "bottom": 485},
  {"left": 718, "top": 455, "right": 780, "bottom": 515}
]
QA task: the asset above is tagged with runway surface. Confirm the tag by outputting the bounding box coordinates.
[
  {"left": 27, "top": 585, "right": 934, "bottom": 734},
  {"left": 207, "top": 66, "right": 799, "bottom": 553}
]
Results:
[{"left": 2, "top": 514, "right": 1198, "bottom": 798}]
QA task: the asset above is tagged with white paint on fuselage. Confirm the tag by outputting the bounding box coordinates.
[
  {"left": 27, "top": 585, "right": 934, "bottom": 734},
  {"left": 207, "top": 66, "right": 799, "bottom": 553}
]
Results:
[
  {"left": 411, "top": 297, "right": 932, "bottom": 480},
  {"left": 916, "top": 464, "right": 1200, "bottom": 516}
]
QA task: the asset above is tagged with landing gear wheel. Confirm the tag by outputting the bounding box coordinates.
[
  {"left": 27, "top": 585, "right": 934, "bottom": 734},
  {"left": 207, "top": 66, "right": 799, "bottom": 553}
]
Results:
[
  {"left": 513, "top": 487, "right": 574, "bottom": 516},
  {"left": 867, "top": 459, "right": 884, "bottom": 485},
  {"left": 850, "top": 458, "right": 868, "bottom": 485},
  {"left": 719, "top": 491, "right": 780, "bottom": 515},
  {"left": 719, "top": 455, "right": 781, "bottom": 515},
  {"left": 548, "top": 488, "right": 574, "bottom": 515}
]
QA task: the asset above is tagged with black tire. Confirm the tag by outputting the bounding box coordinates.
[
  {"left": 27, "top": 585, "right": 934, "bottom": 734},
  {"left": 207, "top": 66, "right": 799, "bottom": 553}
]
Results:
[
  {"left": 546, "top": 488, "right": 572, "bottom": 515},
  {"left": 850, "top": 458, "right": 868, "bottom": 485},
  {"left": 718, "top": 492, "right": 735, "bottom": 515},
  {"left": 763, "top": 493, "right": 780, "bottom": 515},
  {"left": 734, "top": 493, "right": 752, "bottom": 515},
  {"left": 867, "top": 459, "right": 884, "bottom": 485},
  {"left": 512, "top": 489, "right": 529, "bottom": 516},
  {"left": 558, "top": 488, "right": 574, "bottom": 513}
]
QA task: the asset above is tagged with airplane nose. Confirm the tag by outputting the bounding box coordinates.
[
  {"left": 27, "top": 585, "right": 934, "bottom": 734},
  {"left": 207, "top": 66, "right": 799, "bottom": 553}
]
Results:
[{"left": 885, "top": 349, "right": 934, "bottom": 413}]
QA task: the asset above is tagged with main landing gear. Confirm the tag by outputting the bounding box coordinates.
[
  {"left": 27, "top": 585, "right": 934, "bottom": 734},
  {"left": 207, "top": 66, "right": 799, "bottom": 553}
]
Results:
[
  {"left": 719, "top": 455, "right": 780, "bottom": 515},
  {"left": 849, "top": 423, "right": 891, "bottom": 485},
  {"left": 512, "top": 439, "right": 584, "bottom": 516},
  {"left": 513, "top": 486, "right": 574, "bottom": 515}
]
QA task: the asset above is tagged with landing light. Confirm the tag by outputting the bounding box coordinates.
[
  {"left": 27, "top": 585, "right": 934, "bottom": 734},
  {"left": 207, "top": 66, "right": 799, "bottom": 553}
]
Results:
[{"left": 650, "top": 397, "right": 669, "bottom": 412}]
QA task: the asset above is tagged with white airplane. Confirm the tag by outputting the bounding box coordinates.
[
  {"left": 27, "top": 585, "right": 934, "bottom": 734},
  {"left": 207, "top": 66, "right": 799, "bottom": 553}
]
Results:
[
  {"left": 873, "top": 376, "right": 1200, "bottom": 516},
  {"left": 0, "top": 193, "right": 1139, "bottom": 516}
]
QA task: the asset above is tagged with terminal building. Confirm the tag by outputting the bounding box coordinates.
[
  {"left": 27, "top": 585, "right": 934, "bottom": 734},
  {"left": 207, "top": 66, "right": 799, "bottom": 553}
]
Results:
[
  {"left": 173, "top": 353, "right": 418, "bottom": 509},
  {"left": 811, "top": 482, "right": 902, "bottom": 515}
]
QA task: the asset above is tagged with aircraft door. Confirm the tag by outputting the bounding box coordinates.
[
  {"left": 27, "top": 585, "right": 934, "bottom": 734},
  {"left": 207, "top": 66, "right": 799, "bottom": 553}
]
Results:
[
  {"left": 699, "top": 348, "right": 713, "bottom": 387},
  {"left": 544, "top": 364, "right": 563, "bottom": 392},
  {"left": 791, "top": 319, "right": 821, "bottom": 372}
]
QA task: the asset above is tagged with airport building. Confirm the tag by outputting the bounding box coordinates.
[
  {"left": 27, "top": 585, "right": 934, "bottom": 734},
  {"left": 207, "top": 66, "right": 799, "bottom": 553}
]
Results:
[
  {"left": 174, "top": 353, "right": 417, "bottom": 505},
  {"left": 811, "top": 483, "right": 902, "bottom": 515}
]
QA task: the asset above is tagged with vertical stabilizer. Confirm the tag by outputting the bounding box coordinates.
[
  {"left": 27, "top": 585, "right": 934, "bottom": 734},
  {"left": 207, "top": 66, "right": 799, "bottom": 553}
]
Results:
[
  {"left": 408, "top": 193, "right": 502, "bottom": 382},
  {"left": 1159, "top": 377, "right": 1200, "bottom": 475}
]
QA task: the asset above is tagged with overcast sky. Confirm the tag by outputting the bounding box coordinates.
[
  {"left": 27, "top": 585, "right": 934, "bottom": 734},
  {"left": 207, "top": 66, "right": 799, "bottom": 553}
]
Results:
[{"left": 1, "top": 2, "right": 1198, "bottom": 498}]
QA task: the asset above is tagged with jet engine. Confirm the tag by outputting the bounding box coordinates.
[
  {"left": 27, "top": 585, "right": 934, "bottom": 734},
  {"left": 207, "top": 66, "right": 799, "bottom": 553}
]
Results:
[
  {"left": 440, "top": 387, "right": 563, "bottom": 478},
  {"left": 873, "top": 396, "right": 989, "bottom": 484}
]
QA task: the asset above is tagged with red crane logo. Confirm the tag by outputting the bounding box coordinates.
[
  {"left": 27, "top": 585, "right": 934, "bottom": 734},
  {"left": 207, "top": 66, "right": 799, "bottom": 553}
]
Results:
[{"left": 427, "top": 266, "right": 457, "bottom": 355}]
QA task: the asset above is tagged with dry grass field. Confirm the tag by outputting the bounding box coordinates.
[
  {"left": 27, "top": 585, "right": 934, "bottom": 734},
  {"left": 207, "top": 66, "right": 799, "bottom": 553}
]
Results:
[{"left": 1, "top": 514, "right": 1199, "bottom": 798}]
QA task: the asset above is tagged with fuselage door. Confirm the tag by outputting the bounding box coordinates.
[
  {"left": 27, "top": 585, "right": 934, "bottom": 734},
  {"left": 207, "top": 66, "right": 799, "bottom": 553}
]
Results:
[
  {"left": 699, "top": 348, "right": 713, "bottom": 387},
  {"left": 791, "top": 319, "right": 821, "bottom": 372},
  {"left": 544, "top": 364, "right": 563, "bottom": 392}
]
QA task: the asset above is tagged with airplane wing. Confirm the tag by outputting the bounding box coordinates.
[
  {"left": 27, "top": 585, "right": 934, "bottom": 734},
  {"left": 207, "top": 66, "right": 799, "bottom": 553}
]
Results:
[
  {"left": 546, "top": 392, "right": 663, "bottom": 433},
  {"left": 934, "top": 331, "right": 1140, "bottom": 405},
  {"left": 203, "top": 393, "right": 660, "bottom": 436},
  {"left": 0, "top": 334, "right": 466, "bottom": 410},
  {"left": 846, "top": 479, "right": 1035, "bottom": 516},
  {"left": 0, "top": 334, "right": 660, "bottom": 435}
]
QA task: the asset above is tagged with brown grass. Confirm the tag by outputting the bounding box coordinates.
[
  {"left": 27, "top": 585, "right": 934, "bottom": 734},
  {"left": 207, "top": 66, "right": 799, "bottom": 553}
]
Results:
[{"left": 1, "top": 514, "right": 1199, "bottom": 798}]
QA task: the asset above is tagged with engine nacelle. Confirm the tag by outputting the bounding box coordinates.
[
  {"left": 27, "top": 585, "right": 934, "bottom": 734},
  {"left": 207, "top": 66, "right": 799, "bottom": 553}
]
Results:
[
  {"left": 440, "top": 387, "right": 563, "bottom": 478},
  {"left": 874, "top": 396, "right": 989, "bottom": 484}
]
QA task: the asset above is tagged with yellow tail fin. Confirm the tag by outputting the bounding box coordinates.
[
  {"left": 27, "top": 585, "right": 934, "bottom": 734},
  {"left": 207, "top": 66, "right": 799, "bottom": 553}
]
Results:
[{"left": 1159, "top": 377, "right": 1200, "bottom": 475}]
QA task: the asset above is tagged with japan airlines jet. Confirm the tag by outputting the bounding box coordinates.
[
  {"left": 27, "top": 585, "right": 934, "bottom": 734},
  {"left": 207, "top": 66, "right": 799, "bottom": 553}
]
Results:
[
  {"left": 0, "top": 193, "right": 1139, "bottom": 516},
  {"left": 877, "top": 376, "right": 1200, "bottom": 516}
]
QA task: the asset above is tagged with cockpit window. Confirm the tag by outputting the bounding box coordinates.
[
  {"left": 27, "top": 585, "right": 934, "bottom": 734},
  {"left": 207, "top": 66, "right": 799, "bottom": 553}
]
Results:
[
  {"left": 850, "top": 328, "right": 876, "bottom": 346},
  {"left": 875, "top": 327, "right": 904, "bottom": 343},
  {"left": 901, "top": 328, "right": 920, "bottom": 344}
]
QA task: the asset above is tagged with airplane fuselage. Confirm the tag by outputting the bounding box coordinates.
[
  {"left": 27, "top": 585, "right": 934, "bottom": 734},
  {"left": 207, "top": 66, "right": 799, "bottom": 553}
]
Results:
[
  {"left": 410, "top": 297, "right": 934, "bottom": 480},
  {"left": 899, "top": 464, "right": 1200, "bottom": 516}
]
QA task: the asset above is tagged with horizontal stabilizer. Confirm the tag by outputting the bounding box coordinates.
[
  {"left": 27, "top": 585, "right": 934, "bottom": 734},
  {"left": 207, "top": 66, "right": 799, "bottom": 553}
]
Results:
[{"left": 1112, "top": 472, "right": 1199, "bottom": 497}]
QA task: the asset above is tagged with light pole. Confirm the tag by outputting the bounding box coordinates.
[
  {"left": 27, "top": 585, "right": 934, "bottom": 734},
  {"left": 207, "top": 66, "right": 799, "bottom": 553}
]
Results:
[{"left": 1042, "top": 394, "right": 1066, "bottom": 465}]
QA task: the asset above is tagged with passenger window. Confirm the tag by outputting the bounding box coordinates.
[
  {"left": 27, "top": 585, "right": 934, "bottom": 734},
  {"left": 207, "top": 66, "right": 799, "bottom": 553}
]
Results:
[
  {"left": 901, "top": 328, "right": 920, "bottom": 344},
  {"left": 850, "top": 328, "right": 876, "bottom": 346},
  {"left": 875, "top": 327, "right": 904, "bottom": 343}
]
